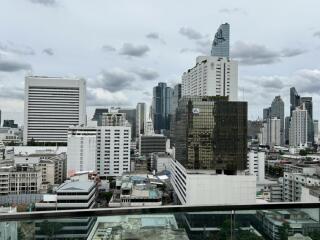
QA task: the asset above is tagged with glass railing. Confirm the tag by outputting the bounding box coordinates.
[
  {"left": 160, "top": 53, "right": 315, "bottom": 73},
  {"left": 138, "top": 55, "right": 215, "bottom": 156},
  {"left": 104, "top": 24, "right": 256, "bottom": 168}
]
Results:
[{"left": 1, "top": 202, "right": 320, "bottom": 240}]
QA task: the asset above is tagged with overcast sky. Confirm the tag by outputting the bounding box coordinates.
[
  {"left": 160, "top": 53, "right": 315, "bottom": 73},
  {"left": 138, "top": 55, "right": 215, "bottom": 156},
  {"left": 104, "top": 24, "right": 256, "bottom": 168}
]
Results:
[{"left": 1, "top": 0, "right": 320, "bottom": 124}]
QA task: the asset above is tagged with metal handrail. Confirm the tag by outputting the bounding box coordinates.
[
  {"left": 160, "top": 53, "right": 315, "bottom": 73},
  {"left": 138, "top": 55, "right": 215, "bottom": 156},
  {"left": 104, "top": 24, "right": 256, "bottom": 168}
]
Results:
[{"left": 0, "top": 202, "right": 319, "bottom": 221}]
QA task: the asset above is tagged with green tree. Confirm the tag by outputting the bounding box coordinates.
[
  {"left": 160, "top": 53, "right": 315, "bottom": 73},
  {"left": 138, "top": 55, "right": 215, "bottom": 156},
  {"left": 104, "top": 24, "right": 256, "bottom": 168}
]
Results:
[{"left": 299, "top": 149, "right": 307, "bottom": 156}]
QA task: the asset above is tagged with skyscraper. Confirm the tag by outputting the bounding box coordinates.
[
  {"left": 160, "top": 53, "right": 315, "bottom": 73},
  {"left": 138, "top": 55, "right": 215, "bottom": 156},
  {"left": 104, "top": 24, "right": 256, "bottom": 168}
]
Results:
[
  {"left": 263, "top": 107, "right": 271, "bottom": 121},
  {"left": 152, "top": 82, "right": 173, "bottom": 133},
  {"left": 136, "top": 103, "right": 146, "bottom": 138},
  {"left": 181, "top": 56, "right": 238, "bottom": 101},
  {"left": 173, "top": 96, "right": 247, "bottom": 173},
  {"left": 267, "top": 117, "right": 281, "bottom": 146},
  {"left": 301, "top": 97, "right": 313, "bottom": 143},
  {"left": 270, "top": 96, "right": 284, "bottom": 145},
  {"left": 23, "top": 76, "right": 86, "bottom": 145},
  {"left": 290, "top": 87, "right": 300, "bottom": 116},
  {"left": 211, "top": 23, "right": 230, "bottom": 57}
]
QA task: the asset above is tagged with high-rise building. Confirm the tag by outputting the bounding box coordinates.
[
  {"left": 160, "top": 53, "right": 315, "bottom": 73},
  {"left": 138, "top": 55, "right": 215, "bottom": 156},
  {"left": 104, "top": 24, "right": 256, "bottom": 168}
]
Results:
[
  {"left": 23, "top": 76, "right": 86, "bottom": 145},
  {"left": 3, "top": 120, "right": 18, "bottom": 128},
  {"left": 211, "top": 23, "right": 230, "bottom": 57},
  {"left": 67, "top": 126, "right": 97, "bottom": 177},
  {"left": 289, "top": 108, "right": 308, "bottom": 147},
  {"left": 0, "top": 109, "right": 1, "bottom": 127},
  {"left": 96, "top": 112, "right": 131, "bottom": 177},
  {"left": 247, "top": 149, "right": 265, "bottom": 183},
  {"left": 182, "top": 56, "right": 238, "bottom": 101},
  {"left": 290, "top": 87, "right": 300, "bottom": 116},
  {"left": 301, "top": 97, "right": 313, "bottom": 143},
  {"left": 258, "top": 122, "right": 268, "bottom": 145},
  {"left": 173, "top": 96, "right": 247, "bottom": 173},
  {"left": 136, "top": 103, "right": 146, "bottom": 138},
  {"left": 92, "top": 108, "right": 108, "bottom": 126},
  {"left": 285, "top": 116, "right": 291, "bottom": 144},
  {"left": 152, "top": 82, "right": 172, "bottom": 133},
  {"left": 118, "top": 108, "right": 136, "bottom": 140},
  {"left": 270, "top": 96, "right": 284, "bottom": 145},
  {"left": 314, "top": 120, "right": 319, "bottom": 144},
  {"left": 267, "top": 117, "right": 281, "bottom": 146},
  {"left": 263, "top": 107, "right": 271, "bottom": 121},
  {"left": 170, "top": 84, "right": 182, "bottom": 114}
]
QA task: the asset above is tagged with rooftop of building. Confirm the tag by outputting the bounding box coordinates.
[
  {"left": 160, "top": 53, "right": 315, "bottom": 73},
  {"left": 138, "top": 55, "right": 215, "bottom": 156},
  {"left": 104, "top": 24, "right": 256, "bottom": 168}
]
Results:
[{"left": 56, "top": 180, "right": 95, "bottom": 193}]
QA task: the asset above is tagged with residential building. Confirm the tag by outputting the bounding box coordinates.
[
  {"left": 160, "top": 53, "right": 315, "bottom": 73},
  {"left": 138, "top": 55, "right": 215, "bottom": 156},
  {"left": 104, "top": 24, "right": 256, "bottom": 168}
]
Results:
[
  {"left": 0, "top": 164, "right": 42, "bottom": 195},
  {"left": 136, "top": 103, "right": 146, "bottom": 138},
  {"left": 258, "top": 122, "right": 268, "bottom": 145},
  {"left": 152, "top": 82, "right": 173, "bottom": 133},
  {"left": 289, "top": 107, "right": 308, "bottom": 147},
  {"left": 173, "top": 96, "right": 247, "bottom": 172},
  {"left": 67, "top": 126, "right": 97, "bottom": 177},
  {"left": 96, "top": 113, "right": 131, "bottom": 177},
  {"left": 0, "top": 127, "right": 22, "bottom": 145},
  {"left": 211, "top": 23, "right": 230, "bottom": 57},
  {"left": 23, "top": 76, "right": 86, "bottom": 145},
  {"left": 283, "top": 172, "right": 320, "bottom": 202},
  {"left": 247, "top": 149, "right": 265, "bottom": 182},
  {"left": 181, "top": 56, "right": 238, "bottom": 101},
  {"left": 139, "top": 135, "right": 166, "bottom": 156},
  {"left": 267, "top": 117, "right": 281, "bottom": 146}
]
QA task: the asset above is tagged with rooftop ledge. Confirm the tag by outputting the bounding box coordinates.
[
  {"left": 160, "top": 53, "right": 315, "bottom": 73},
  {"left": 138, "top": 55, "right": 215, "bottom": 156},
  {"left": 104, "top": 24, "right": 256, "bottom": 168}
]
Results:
[{"left": 0, "top": 202, "right": 319, "bottom": 221}]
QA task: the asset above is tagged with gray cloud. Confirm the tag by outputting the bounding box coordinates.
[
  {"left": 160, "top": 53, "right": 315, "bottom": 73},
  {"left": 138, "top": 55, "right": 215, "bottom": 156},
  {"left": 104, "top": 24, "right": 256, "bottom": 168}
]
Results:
[
  {"left": 281, "top": 48, "right": 306, "bottom": 57},
  {"left": 87, "top": 87, "right": 129, "bottom": 106},
  {"left": 232, "top": 41, "right": 307, "bottom": 65},
  {"left": 132, "top": 68, "right": 159, "bottom": 80},
  {"left": 0, "top": 58, "right": 31, "bottom": 72},
  {"left": 90, "top": 69, "right": 135, "bottom": 92},
  {"left": 42, "top": 48, "right": 54, "bottom": 56},
  {"left": 313, "top": 31, "right": 320, "bottom": 38},
  {"left": 119, "top": 43, "right": 150, "bottom": 57},
  {"left": 146, "top": 32, "right": 166, "bottom": 44},
  {"left": 232, "top": 41, "right": 280, "bottom": 65},
  {"left": 29, "top": 0, "right": 57, "bottom": 6},
  {"left": 179, "top": 27, "right": 203, "bottom": 40},
  {"left": 0, "top": 42, "right": 35, "bottom": 56},
  {"left": 260, "top": 77, "right": 285, "bottom": 89},
  {"left": 295, "top": 69, "right": 320, "bottom": 94},
  {"left": 219, "top": 8, "right": 247, "bottom": 15},
  {"left": 180, "top": 39, "right": 211, "bottom": 55},
  {"left": 143, "top": 91, "right": 151, "bottom": 97},
  {"left": 0, "top": 87, "right": 24, "bottom": 100},
  {"left": 101, "top": 44, "right": 116, "bottom": 52}
]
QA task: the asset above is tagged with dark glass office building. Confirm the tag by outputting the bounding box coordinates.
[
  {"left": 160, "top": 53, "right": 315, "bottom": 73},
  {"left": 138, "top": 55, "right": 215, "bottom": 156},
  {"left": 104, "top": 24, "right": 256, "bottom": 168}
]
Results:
[
  {"left": 152, "top": 82, "right": 173, "bottom": 134},
  {"left": 173, "top": 96, "right": 247, "bottom": 173}
]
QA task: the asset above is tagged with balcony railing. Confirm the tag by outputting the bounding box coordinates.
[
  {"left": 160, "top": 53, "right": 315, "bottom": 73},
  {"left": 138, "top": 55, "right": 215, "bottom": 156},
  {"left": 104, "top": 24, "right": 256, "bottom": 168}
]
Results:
[{"left": 0, "top": 202, "right": 320, "bottom": 240}]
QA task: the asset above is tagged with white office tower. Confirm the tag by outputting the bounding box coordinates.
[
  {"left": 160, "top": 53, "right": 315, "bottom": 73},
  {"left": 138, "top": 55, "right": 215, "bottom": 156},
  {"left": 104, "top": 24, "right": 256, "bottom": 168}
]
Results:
[
  {"left": 247, "top": 150, "right": 265, "bottom": 183},
  {"left": 67, "top": 126, "right": 97, "bottom": 177},
  {"left": 289, "top": 108, "right": 308, "bottom": 147},
  {"left": 314, "top": 120, "right": 319, "bottom": 144},
  {"left": 258, "top": 122, "right": 268, "bottom": 145},
  {"left": 23, "top": 76, "right": 86, "bottom": 145},
  {"left": 97, "top": 113, "right": 131, "bottom": 177},
  {"left": 182, "top": 56, "right": 238, "bottom": 101},
  {"left": 170, "top": 158, "right": 256, "bottom": 205},
  {"left": 267, "top": 117, "right": 281, "bottom": 146},
  {"left": 136, "top": 103, "right": 146, "bottom": 138},
  {"left": 144, "top": 117, "right": 154, "bottom": 136}
]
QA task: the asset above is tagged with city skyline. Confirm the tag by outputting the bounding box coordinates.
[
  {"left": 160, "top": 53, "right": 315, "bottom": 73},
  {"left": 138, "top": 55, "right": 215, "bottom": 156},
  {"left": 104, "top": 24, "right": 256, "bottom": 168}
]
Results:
[{"left": 1, "top": 1, "right": 320, "bottom": 124}]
